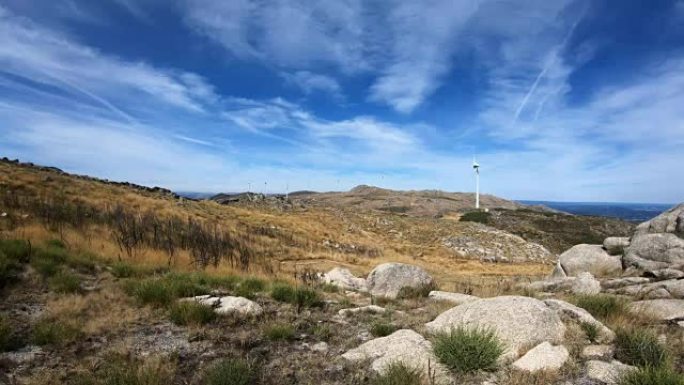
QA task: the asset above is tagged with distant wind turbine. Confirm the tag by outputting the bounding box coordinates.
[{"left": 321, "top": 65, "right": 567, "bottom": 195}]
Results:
[{"left": 473, "top": 158, "right": 480, "bottom": 210}]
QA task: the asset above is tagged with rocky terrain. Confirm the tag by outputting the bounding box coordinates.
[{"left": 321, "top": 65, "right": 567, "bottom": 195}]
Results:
[{"left": 1, "top": 159, "right": 682, "bottom": 385}]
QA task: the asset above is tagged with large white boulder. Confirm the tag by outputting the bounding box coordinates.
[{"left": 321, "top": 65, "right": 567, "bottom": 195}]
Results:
[
  {"left": 559, "top": 244, "right": 623, "bottom": 277},
  {"left": 586, "top": 360, "right": 636, "bottom": 385},
  {"left": 425, "top": 296, "right": 566, "bottom": 361},
  {"left": 635, "top": 203, "right": 684, "bottom": 235},
  {"left": 629, "top": 299, "right": 684, "bottom": 321},
  {"left": 341, "top": 329, "right": 449, "bottom": 381},
  {"left": 544, "top": 299, "right": 615, "bottom": 343},
  {"left": 321, "top": 267, "right": 368, "bottom": 292},
  {"left": 511, "top": 342, "right": 568, "bottom": 373},
  {"left": 603, "top": 237, "right": 631, "bottom": 256},
  {"left": 623, "top": 233, "right": 684, "bottom": 270},
  {"left": 214, "top": 296, "right": 264, "bottom": 316},
  {"left": 366, "top": 263, "right": 434, "bottom": 299},
  {"left": 571, "top": 272, "right": 602, "bottom": 295},
  {"left": 428, "top": 291, "right": 479, "bottom": 305}
]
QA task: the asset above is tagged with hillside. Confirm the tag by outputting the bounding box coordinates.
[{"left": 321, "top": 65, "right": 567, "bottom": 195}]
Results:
[{"left": 1, "top": 159, "right": 679, "bottom": 385}]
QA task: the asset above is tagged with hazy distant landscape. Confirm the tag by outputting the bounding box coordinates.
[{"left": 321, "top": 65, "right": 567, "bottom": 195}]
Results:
[{"left": 519, "top": 201, "right": 676, "bottom": 222}]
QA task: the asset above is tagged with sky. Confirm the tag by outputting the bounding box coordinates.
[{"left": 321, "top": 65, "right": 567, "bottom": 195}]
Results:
[{"left": 0, "top": 0, "right": 683, "bottom": 203}]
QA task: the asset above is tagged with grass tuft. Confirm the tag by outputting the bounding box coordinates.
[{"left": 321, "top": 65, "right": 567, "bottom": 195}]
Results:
[
  {"left": 111, "top": 261, "right": 136, "bottom": 278},
  {"left": 371, "top": 362, "right": 423, "bottom": 385},
  {"left": 580, "top": 321, "right": 599, "bottom": 343},
  {"left": 48, "top": 270, "right": 83, "bottom": 294},
  {"left": 433, "top": 326, "right": 503, "bottom": 373},
  {"left": 460, "top": 211, "right": 491, "bottom": 224},
  {"left": 203, "top": 358, "right": 255, "bottom": 385},
  {"left": 125, "top": 275, "right": 207, "bottom": 308},
  {"left": 574, "top": 294, "right": 628, "bottom": 320},
  {"left": 31, "top": 318, "right": 81, "bottom": 346},
  {"left": 264, "top": 323, "right": 295, "bottom": 341},
  {"left": 618, "top": 366, "right": 684, "bottom": 385},
  {"left": 0, "top": 239, "right": 32, "bottom": 262},
  {"left": 169, "top": 301, "right": 216, "bottom": 326},
  {"left": 270, "top": 283, "right": 322, "bottom": 308},
  {"left": 615, "top": 327, "right": 669, "bottom": 368},
  {"left": 396, "top": 282, "right": 437, "bottom": 299},
  {"left": 0, "top": 315, "right": 23, "bottom": 352},
  {"left": 370, "top": 322, "right": 397, "bottom": 337}
]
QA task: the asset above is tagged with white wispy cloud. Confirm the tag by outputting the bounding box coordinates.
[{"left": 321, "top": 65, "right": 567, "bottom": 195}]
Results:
[{"left": 281, "top": 71, "right": 342, "bottom": 98}]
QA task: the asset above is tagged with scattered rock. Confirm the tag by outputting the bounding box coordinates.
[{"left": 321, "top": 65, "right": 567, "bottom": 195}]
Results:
[
  {"left": 629, "top": 299, "right": 684, "bottom": 321},
  {"left": 623, "top": 233, "right": 684, "bottom": 270},
  {"left": 635, "top": 203, "right": 684, "bottom": 235},
  {"left": 644, "top": 268, "right": 684, "bottom": 281},
  {"left": 559, "top": 244, "right": 622, "bottom": 277},
  {"left": 571, "top": 272, "right": 602, "bottom": 295},
  {"left": 428, "top": 291, "right": 479, "bottom": 305},
  {"left": 511, "top": 342, "right": 569, "bottom": 372},
  {"left": 366, "top": 263, "right": 434, "bottom": 299},
  {"left": 311, "top": 342, "right": 329, "bottom": 353},
  {"left": 0, "top": 345, "right": 44, "bottom": 365},
  {"left": 610, "top": 279, "right": 684, "bottom": 299},
  {"left": 180, "top": 294, "right": 221, "bottom": 307},
  {"left": 603, "top": 237, "right": 630, "bottom": 256},
  {"left": 341, "top": 329, "right": 449, "bottom": 381},
  {"left": 601, "top": 277, "right": 651, "bottom": 290},
  {"left": 581, "top": 345, "right": 614, "bottom": 360},
  {"left": 338, "top": 305, "right": 386, "bottom": 317},
  {"left": 586, "top": 360, "right": 636, "bottom": 385},
  {"left": 442, "top": 225, "right": 553, "bottom": 263},
  {"left": 215, "top": 296, "right": 264, "bottom": 316},
  {"left": 321, "top": 267, "right": 368, "bottom": 292},
  {"left": 544, "top": 299, "right": 615, "bottom": 343},
  {"left": 425, "top": 296, "right": 566, "bottom": 361},
  {"left": 550, "top": 262, "right": 567, "bottom": 278}
]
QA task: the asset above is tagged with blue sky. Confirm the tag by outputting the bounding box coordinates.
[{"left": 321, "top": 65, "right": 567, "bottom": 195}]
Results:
[{"left": 0, "top": 0, "right": 683, "bottom": 202}]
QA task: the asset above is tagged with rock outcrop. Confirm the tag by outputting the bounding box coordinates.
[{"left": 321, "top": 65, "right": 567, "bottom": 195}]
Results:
[
  {"left": 586, "top": 360, "right": 636, "bottom": 385},
  {"left": 558, "top": 244, "right": 622, "bottom": 277},
  {"left": 321, "top": 267, "right": 368, "bottom": 292},
  {"left": 623, "top": 233, "right": 684, "bottom": 270},
  {"left": 603, "top": 237, "right": 630, "bottom": 256},
  {"left": 366, "top": 263, "right": 434, "bottom": 299},
  {"left": 609, "top": 279, "right": 684, "bottom": 299},
  {"left": 544, "top": 299, "right": 615, "bottom": 343},
  {"left": 180, "top": 295, "right": 264, "bottom": 316},
  {"left": 341, "top": 329, "right": 449, "bottom": 381},
  {"left": 635, "top": 203, "right": 684, "bottom": 235},
  {"left": 526, "top": 272, "right": 601, "bottom": 295},
  {"left": 511, "top": 342, "right": 569, "bottom": 372},
  {"left": 428, "top": 291, "right": 479, "bottom": 305},
  {"left": 629, "top": 299, "right": 684, "bottom": 322},
  {"left": 425, "top": 296, "right": 566, "bottom": 361}
]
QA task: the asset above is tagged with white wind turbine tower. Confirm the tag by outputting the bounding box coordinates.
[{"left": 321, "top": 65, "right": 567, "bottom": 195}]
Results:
[{"left": 472, "top": 158, "right": 480, "bottom": 209}]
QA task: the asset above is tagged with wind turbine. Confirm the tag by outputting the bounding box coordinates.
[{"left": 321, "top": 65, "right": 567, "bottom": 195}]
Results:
[{"left": 472, "top": 158, "right": 480, "bottom": 210}]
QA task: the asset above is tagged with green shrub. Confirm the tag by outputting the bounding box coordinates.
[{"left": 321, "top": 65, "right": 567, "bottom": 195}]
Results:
[
  {"left": 312, "top": 324, "right": 332, "bottom": 341},
  {"left": 0, "top": 250, "right": 24, "bottom": 287},
  {"left": 581, "top": 321, "right": 599, "bottom": 343},
  {"left": 371, "top": 362, "right": 423, "bottom": 385},
  {"left": 370, "top": 322, "right": 397, "bottom": 337},
  {"left": 264, "top": 323, "right": 295, "bottom": 341},
  {"left": 271, "top": 283, "right": 296, "bottom": 302},
  {"left": 126, "top": 276, "right": 206, "bottom": 307},
  {"left": 94, "top": 354, "right": 175, "bottom": 385},
  {"left": 48, "top": 270, "right": 83, "bottom": 294},
  {"left": 433, "top": 327, "right": 503, "bottom": 373},
  {"left": 460, "top": 211, "right": 491, "bottom": 224},
  {"left": 320, "top": 283, "right": 339, "bottom": 293},
  {"left": 618, "top": 366, "right": 684, "bottom": 385},
  {"left": 66, "top": 252, "right": 98, "bottom": 273},
  {"left": 203, "top": 358, "right": 255, "bottom": 385},
  {"left": 111, "top": 261, "right": 136, "bottom": 278},
  {"left": 45, "top": 239, "right": 66, "bottom": 249},
  {"left": 615, "top": 328, "right": 669, "bottom": 368},
  {"left": 234, "top": 277, "right": 265, "bottom": 298},
  {"left": 575, "top": 294, "right": 628, "bottom": 320},
  {"left": 0, "top": 239, "right": 32, "bottom": 262},
  {"left": 397, "top": 283, "right": 437, "bottom": 299},
  {"left": 169, "top": 301, "right": 216, "bottom": 326},
  {"left": 32, "top": 318, "right": 80, "bottom": 346},
  {"left": 30, "top": 246, "right": 69, "bottom": 277},
  {"left": 0, "top": 316, "right": 22, "bottom": 352}
]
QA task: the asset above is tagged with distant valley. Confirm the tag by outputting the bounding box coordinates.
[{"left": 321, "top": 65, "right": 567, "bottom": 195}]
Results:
[{"left": 519, "top": 200, "right": 676, "bottom": 222}]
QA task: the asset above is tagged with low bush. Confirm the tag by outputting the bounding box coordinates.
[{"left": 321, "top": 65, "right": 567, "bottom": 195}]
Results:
[
  {"left": 460, "top": 211, "right": 491, "bottom": 224},
  {"left": 169, "top": 301, "right": 216, "bottom": 326},
  {"left": 203, "top": 358, "right": 255, "bottom": 385},
  {"left": 30, "top": 246, "right": 69, "bottom": 277},
  {"left": 371, "top": 362, "right": 423, "bottom": 385},
  {"left": 575, "top": 294, "right": 628, "bottom": 320},
  {"left": 580, "top": 321, "right": 599, "bottom": 343},
  {"left": 618, "top": 366, "right": 684, "bottom": 385},
  {"left": 370, "top": 322, "right": 397, "bottom": 337},
  {"left": 0, "top": 250, "right": 24, "bottom": 287},
  {"left": 433, "top": 326, "right": 503, "bottom": 373},
  {"left": 235, "top": 277, "right": 265, "bottom": 298},
  {"left": 397, "top": 283, "right": 437, "bottom": 299},
  {"left": 0, "top": 315, "right": 22, "bottom": 352},
  {"left": 31, "top": 318, "right": 81, "bottom": 346},
  {"left": 48, "top": 270, "right": 83, "bottom": 294},
  {"left": 111, "top": 261, "right": 136, "bottom": 278},
  {"left": 0, "top": 239, "right": 32, "bottom": 262},
  {"left": 65, "top": 252, "right": 98, "bottom": 273},
  {"left": 615, "top": 327, "right": 669, "bottom": 368},
  {"left": 73, "top": 354, "right": 176, "bottom": 385},
  {"left": 264, "top": 323, "right": 295, "bottom": 341},
  {"left": 270, "top": 284, "right": 322, "bottom": 308},
  {"left": 312, "top": 324, "right": 332, "bottom": 341},
  {"left": 126, "top": 276, "right": 206, "bottom": 307}
]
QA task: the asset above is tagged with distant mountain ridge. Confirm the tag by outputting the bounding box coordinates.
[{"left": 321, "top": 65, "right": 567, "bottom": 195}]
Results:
[{"left": 519, "top": 200, "right": 676, "bottom": 222}]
